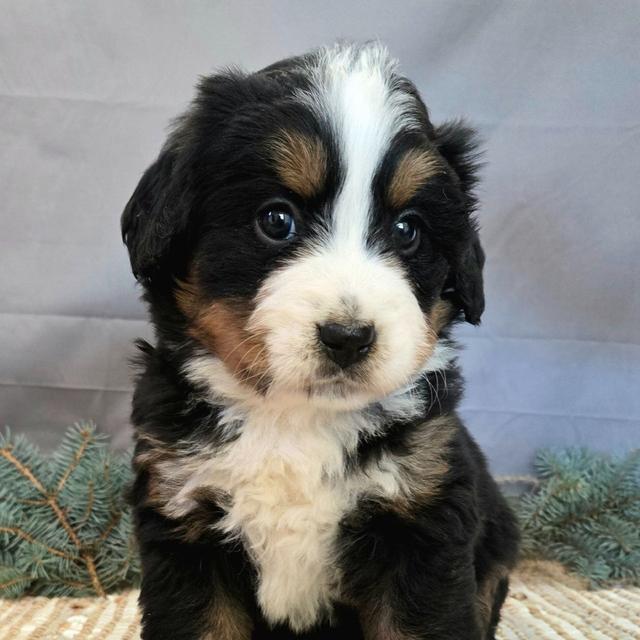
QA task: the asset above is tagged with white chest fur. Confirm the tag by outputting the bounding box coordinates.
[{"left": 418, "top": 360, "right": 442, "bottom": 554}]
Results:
[{"left": 160, "top": 403, "right": 404, "bottom": 632}]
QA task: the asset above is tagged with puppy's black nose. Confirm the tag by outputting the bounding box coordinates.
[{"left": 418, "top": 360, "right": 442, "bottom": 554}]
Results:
[{"left": 318, "top": 323, "right": 376, "bottom": 369}]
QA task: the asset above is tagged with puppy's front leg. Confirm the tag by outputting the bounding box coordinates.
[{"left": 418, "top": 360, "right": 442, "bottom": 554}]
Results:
[
  {"left": 137, "top": 512, "right": 253, "bottom": 640},
  {"left": 341, "top": 501, "right": 483, "bottom": 640}
]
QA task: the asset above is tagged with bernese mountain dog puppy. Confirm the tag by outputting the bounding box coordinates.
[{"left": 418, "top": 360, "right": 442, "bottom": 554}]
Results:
[{"left": 122, "top": 43, "right": 519, "bottom": 640}]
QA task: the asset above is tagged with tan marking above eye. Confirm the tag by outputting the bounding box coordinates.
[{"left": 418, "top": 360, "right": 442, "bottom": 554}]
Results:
[
  {"left": 387, "top": 148, "right": 443, "bottom": 209},
  {"left": 270, "top": 130, "right": 328, "bottom": 199}
]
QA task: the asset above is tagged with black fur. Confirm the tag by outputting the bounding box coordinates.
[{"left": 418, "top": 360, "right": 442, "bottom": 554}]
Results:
[{"left": 123, "top": 45, "right": 519, "bottom": 640}]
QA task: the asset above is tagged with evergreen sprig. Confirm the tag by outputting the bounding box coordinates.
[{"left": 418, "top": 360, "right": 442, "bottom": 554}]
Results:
[
  {"left": 517, "top": 447, "right": 640, "bottom": 587},
  {"left": 0, "top": 423, "right": 139, "bottom": 597}
]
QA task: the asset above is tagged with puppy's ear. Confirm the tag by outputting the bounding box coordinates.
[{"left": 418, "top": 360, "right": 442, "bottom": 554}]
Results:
[
  {"left": 432, "top": 119, "right": 481, "bottom": 196},
  {"left": 446, "top": 230, "right": 485, "bottom": 325},
  {"left": 433, "top": 120, "right": 485, "bottom": 324},
  {"left": 121, "top": 148, "right": 190, "bottom": 282}
]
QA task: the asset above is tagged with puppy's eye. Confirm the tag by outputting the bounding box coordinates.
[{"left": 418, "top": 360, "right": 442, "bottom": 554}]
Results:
[
  {"left": 392, "top": 214, "right": 421, "bottom": 256},
  {"left": 256, "top": 203, "right": 297, "bottom": 243}
]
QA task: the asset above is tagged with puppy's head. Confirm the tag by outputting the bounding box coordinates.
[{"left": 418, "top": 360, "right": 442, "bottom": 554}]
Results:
[{"left": 122, "top": 44, "right": 484, "bottom": 408}]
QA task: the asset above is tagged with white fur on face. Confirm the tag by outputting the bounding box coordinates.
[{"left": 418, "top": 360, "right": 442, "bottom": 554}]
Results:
[
  {"left": 247, "top": 44, "right": 430, "bottom": 407},
  {"left": 308, "top": 43, "right": 419, "bottom": 248},
  {"left": 249, "top": 247, "right": 429, "bottom": 405}
]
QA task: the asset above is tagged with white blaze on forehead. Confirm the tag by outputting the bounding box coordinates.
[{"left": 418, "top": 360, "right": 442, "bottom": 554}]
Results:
[
  {"left": 306, "top": 44, "right": 419, "bottom": 248},
  {"left": 239, "top": 45, "right": 432, "bottom": 404}
]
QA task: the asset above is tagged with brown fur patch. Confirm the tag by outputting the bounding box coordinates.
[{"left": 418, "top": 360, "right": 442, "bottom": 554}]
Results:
[
  {"left": 475, "top": 564, "right": 509, "bottom": 633},
  {"left": 133, "top": 434, "right": 182, "bottom": 509},
  {"left": 134, "top": 438, "right": 233, "bottom": 542},
  {"left": 427, "top": 299, "right": 455, "bottom": 336},
  {"left": 133, "top": 433, "right": 174, "bottom": 471},
  {"left": 411, "top": 298, "right": 456, "bottom": 372},
  {"left": 133, "top": 441, "right": 181, "bottom": 510},
  {"left": 270, "top": 130, "right": 328, "bottom": 198},
  {"left": 202, "top": 590, "right": 253, "bottom": 640},
  {"left": 390, "top": 414, "right": 457, "bottom": 515},
  {"left": 359, "top": 601, "right": 414, "bottom": 640},
  {"left": 173, "top": 486, "right": 232, "bottom": 543},
  {"left": 361, "top": 560, "right": 506, "bottom": 639},
  {"left": 176, "top": 278, "right": 270, "bottom": 391},
  {"left": 387, "top": 148, "right": 443, "bottom": 209}
]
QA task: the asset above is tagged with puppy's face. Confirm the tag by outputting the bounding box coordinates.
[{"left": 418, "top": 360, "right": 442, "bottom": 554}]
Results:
[{"left": 123, "top": 45, "right": 484, "bottom": 408}]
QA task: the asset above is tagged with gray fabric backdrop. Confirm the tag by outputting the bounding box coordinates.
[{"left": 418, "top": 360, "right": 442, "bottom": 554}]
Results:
[{"left": 1, "top": 1, "right": 638, "bottom": 475}]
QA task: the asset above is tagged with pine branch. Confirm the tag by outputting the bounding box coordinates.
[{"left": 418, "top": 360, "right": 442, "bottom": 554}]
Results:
[
  {"left": 97, "top": 510, "right": 122, "bottom": 545},
  {"left": 0, "top": 435, "right": 106, "bottom": 596},
  {"left": 0, "top": 576, "right": 30, "bottom": 590},
  {"left": 55, "top": 426, "right": 92, "bottom": 494},
  {"left": 0, "top": 424, "right": 138, "bottom": 598},
  {"left": 515, "top": 447, "right": 640, "bottom": 587},
  {"left": 0, "top": 447, "right": 48, "bottom": 495},
  {"left": 0, "top": 526, "right": 75, "bottom": 560},
  {"left": 76, "top": 481, "right": 95, "bottom": 530}
]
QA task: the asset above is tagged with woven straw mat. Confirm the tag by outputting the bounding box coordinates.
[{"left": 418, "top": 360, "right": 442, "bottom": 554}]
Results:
[{"left": 1, "top": 562, "right": 638, "bottom": 639}]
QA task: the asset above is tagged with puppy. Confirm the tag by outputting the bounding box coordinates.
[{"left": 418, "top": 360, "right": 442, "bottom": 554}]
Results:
[{"left": 122, "top": 43, "right": 519, "bottom": 640}]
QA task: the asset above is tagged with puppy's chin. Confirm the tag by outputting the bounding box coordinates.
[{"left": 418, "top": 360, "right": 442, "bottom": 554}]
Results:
[
  {"left": 294, "top": 374, "right": 381, "bottom": 410},
  {"left": 263, "top": 347, "right": 435, "bottom": 412},
  {"left": 275, "top": 385, "right": 378, "bottom": 412},
  {"left": 185, "top": 349, "right": 427, "bottom": 414}
]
